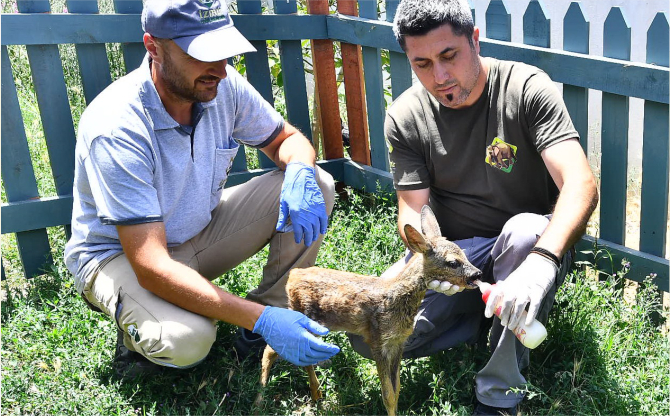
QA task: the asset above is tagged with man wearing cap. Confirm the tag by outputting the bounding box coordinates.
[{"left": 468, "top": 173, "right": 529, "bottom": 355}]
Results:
[{"left": 64, "top": 0, "right": 340, "bottom": 378}]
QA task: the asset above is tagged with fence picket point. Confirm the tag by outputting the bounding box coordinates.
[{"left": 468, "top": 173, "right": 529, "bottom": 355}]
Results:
[
  {"left": 486, "top": 0, "right": 512, "bottom": 42},
  {"left": 523, "top": 0, "right": 550, "bottom": 48}
]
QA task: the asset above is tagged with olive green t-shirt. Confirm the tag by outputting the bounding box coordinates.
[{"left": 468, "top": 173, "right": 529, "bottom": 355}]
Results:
[{"left": 386, "top": 58, "right": 577, "bottom": 240}]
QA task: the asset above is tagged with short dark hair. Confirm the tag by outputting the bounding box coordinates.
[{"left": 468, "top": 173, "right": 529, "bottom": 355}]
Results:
[{"left": 393, "top": 0, "right": 475, "bottom": 50}]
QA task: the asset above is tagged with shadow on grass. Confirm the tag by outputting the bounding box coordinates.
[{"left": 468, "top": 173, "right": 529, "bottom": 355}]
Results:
[{"left": 92, "top": 323, "right": 271, "bottom": 415}]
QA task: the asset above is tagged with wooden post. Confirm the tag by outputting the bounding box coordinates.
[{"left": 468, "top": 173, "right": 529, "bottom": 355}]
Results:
[
  {"left": 307, "top": 0, "right": 344, "bottom": 160},
  {"left": 523, "top": 0, "right": 550, "bottom": 48},
  {"left": 359, "top": 1, "right": 389, "bottom": 172},
  {"left": 65, "top": 0, "right": 113, "bottom": 104},
  {"left": 486, "top": 0, "right": 512, "bottom": 42},
  {"left": 386, "top": 0, "right": 413, "bottom": 100},
  {"left": 113, "top": 0, "right": 146, "bottom": 72},
  {"left": 641, "top": 12, "right": 669, "bottom": 321},
  {"left": 8, "top": 0, "right": 56, "bottom": 277},
  {"left": 563, "top": 2, "right": 590, "bottom": 154},
  {"left": 237, "top": 0, "right": 272, "bottom": 170},
  {"left": 640, "top": 13, "right": 669, "bottom": 258},
  {"left": 337, "top": 0, "right": 371, "bottom": 165},
  {"left": 600, "top": 7, "right": 631, "bottom": 247}
]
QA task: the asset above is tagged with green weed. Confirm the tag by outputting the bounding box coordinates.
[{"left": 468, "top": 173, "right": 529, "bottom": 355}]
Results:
[{"left": 2, "top": 191, "right": 668, "bottom": 415}]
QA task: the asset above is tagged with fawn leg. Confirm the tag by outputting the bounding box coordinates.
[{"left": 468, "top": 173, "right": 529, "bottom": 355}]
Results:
[
  {"left": 372, "top": 346, "right": 403, "bottom": 416},
  {"left": 389, "top": 348, "right": 402, "bottom": 414},
  {"left": 260, "top": 345, "right": 279, "bottom": 387},
  {"left": 305, "top": 365, "right": 323, "bottom": 401},
  {"left": 254, "top": 345, "right": 279, "bottom": 408}
]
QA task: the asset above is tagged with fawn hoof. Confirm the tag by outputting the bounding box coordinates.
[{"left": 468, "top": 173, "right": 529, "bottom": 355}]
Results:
[
  {"left": 310, "top": 387, "right": 323, "bottom": 401},
  {"left": 253, "top": 391, "right": 265, "bottom": 409}
]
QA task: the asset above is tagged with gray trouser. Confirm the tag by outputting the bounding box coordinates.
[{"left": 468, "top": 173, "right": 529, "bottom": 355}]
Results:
[
  {"left": 348, "top": 213, "right": 572, "bottom": 408},
  {"left": 81, "top": 168, "right": 335, "bottom": 368}
]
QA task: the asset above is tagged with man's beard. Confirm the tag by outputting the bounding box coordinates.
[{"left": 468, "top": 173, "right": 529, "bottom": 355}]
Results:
[
  {"left": 161, "top": 54, "right": 219, "bottom": 103},
  {"left": 435, "top": 49, "right": 481, "bottom": 108}
]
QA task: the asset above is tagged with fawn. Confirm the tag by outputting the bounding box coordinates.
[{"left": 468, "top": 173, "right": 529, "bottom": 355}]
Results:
[{"left": 257, "top": 205, "right": 482, "bottom": 416}]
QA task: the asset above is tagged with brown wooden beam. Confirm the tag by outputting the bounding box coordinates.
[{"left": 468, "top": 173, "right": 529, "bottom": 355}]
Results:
[
  {"left": 307, "top": 0, "right": 344, "bottom": 159},
  {"left": 337, "top": 0, "right": 371, "bottom": 165}
]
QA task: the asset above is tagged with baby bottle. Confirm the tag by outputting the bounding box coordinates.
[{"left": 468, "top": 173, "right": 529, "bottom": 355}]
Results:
[{"left": 476, "top": 281, "right": 547, "bottom": 349}]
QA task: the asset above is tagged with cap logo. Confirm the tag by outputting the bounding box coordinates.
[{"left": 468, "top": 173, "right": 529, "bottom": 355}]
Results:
[
  {"left": 198, "top": 1, "right": 226, "bottom": 24},
  {"left": 199, "top": 7, "right": 225, "bottom": 23}
]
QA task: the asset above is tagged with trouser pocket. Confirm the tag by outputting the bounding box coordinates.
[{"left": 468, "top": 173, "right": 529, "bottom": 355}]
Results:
[{"left": 114, "top": 287, "right": 162, "bottom": 356}]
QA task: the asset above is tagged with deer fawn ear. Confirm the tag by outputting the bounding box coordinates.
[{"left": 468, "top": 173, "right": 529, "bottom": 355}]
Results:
[
  {"left": 405, "top": 224, "right": 430, "bottom": 254},
  {"left": 420, "top": 205, "right": 442, "bottom": 238}
]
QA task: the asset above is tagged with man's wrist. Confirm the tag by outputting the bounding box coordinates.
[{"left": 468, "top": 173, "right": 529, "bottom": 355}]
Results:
[
  {"left": 252, "top": 305, "right": 272, "bottom": 334},
  {"left": 287, "top": 161, "right": 314, "bottom": 170},
  {"left": 529, "top": 246, "right": 561, "bottom": 269}
]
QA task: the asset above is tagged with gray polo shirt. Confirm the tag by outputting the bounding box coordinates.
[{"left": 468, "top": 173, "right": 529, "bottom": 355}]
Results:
[{"left": 64, "top": 56, "right": 283, "bottom": 293}]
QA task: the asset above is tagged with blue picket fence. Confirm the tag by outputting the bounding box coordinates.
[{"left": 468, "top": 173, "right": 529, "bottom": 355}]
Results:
[{"left": 1, "top": 0, "right": 668, "bottom": 292}]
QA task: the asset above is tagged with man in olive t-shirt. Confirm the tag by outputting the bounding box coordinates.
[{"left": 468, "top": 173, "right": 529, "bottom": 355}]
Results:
[
  {"left": 387, "top": 58, "right": 578, "bottom": 241},
  {"left": 347, "top": 1, "right": 599, "bottom": 415}
]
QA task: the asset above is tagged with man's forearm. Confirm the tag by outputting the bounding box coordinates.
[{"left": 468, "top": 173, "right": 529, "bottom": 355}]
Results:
[
  {"left": 396, "top": 188, "right": 430, "bottom": 245},
  {"left": 535, "top": 177, "right": 598, "bottom": 258},
  {"left": 276, "top": 133, "right": 316, "bottom": 169},
  {"left": 261, "top": 122, "right": 316, "bottom": 169},
  {"left": 136, "top": 259, "right": 264, "bottom": 331}
]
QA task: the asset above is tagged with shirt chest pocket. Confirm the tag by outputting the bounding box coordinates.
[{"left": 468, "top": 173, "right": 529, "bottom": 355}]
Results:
[{"left": 212, "top": 140, "right": 240, "bottom": 194}]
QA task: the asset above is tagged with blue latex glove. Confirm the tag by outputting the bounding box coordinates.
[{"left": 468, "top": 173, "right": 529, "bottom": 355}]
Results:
[
  {"left": 276, "top": 162, "right": 328, "bottom": 247},
  {"left": 252, "top": 306, "right": 340, "bottom": 367}
]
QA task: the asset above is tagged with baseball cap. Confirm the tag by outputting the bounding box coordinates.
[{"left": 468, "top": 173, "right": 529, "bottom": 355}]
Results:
[{"left": 142, "top": 0, "right": 256, "bottom": 62}]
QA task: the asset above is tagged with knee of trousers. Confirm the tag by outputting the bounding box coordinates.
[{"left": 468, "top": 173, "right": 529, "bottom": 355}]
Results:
[
  {"left": 497, "top": 213, "right": 550, "bottom": 254},
  {"left": 315, "top": 167, "right": 336, "bottom": 214},
  {"left": 141, "top": 316, "right": 217, "bottom": 369}
]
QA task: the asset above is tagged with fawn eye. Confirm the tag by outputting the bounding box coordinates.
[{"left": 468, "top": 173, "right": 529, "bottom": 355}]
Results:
[{"left": 446, "top": 260, "right": 461, "bottom": 269}]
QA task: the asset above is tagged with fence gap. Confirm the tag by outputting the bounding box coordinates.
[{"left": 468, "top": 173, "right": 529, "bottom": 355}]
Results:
[
  {"left": 563, "top": 1, "right": 590, "bottom": 154},
  {"left": 468, "top": 0, "right": 476, "bottom": 24}
]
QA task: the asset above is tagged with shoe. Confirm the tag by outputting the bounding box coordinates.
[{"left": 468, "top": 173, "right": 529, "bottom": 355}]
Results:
[
  {"left": 473, "top": 400, "right": 518, "bottom": 416},
  {"left": 232, "top": 327, "right": 267, "bottom": 362},
  {"left": 113, "top": 329, "right": 163, "bottom": 379}
]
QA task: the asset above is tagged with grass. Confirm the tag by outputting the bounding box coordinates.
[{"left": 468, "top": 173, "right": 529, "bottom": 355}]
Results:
[
  {"left": 2, "top": 190, "right": 669, "bottom": 416},
  {"left": 1, "top": 2, "right": 668, "bottom": 413}
]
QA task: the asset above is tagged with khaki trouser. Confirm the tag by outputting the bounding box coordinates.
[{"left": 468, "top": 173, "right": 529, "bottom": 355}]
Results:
[{"left": 81, "top": 168, "right": 335, "bottom": 368}]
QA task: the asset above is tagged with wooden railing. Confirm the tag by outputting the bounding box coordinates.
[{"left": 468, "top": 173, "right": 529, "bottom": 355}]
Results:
[{"left": 1, "top": 0, "right": 667, "bottom": 292}]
